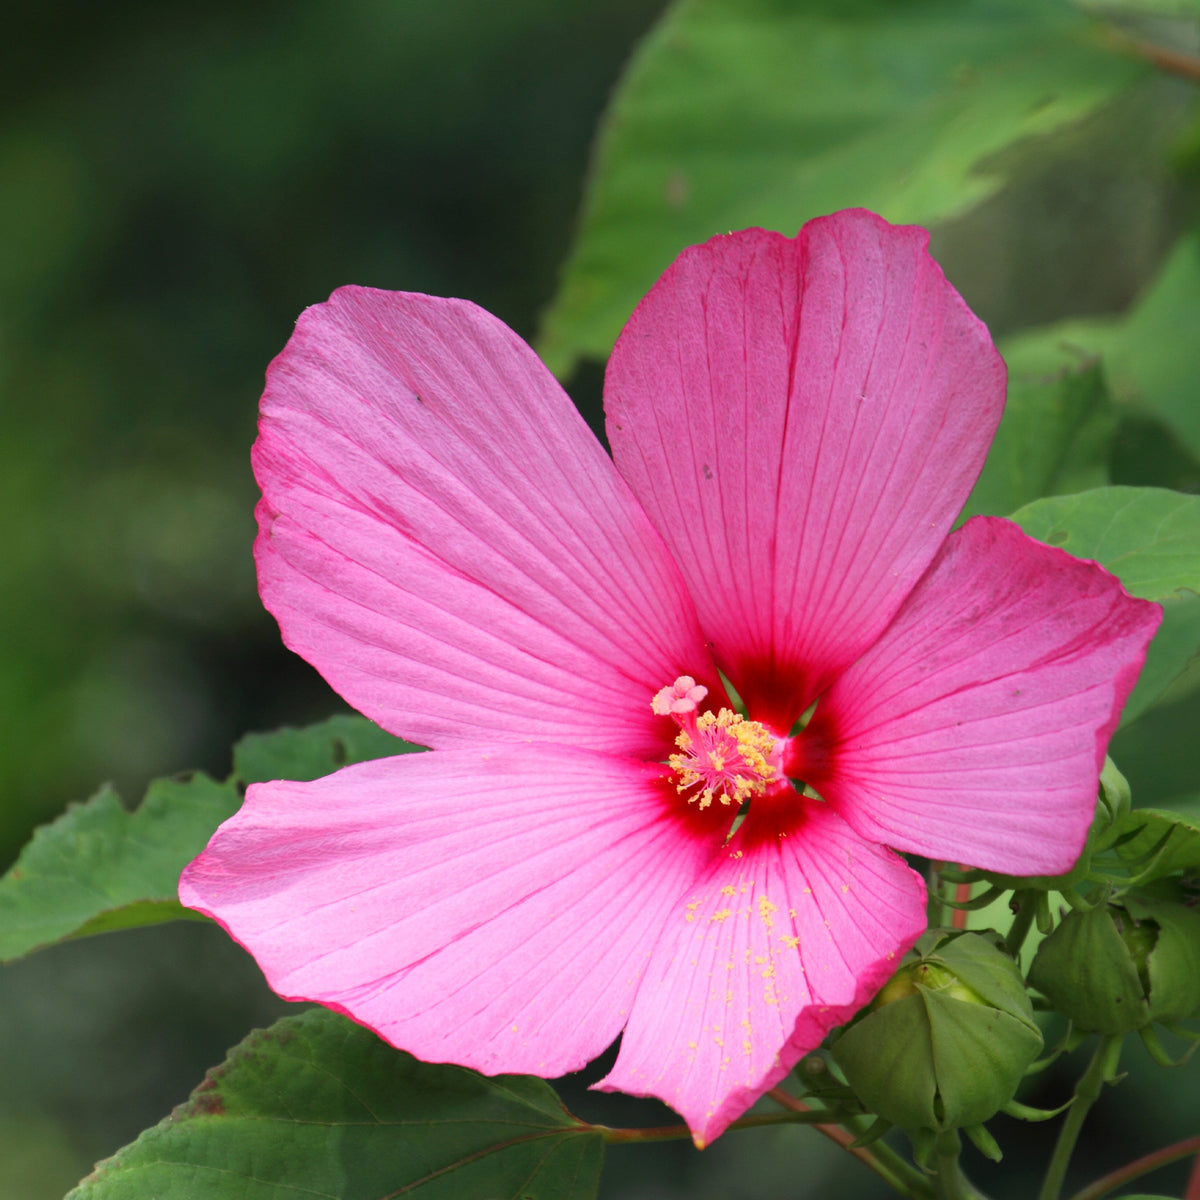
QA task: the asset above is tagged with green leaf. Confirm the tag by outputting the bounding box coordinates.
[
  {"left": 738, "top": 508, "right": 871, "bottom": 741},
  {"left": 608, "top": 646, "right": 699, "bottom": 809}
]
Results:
[
  {"left": 0, "top": 775, "right": 239, "bottom": 964},
  {"left": 1010, "top": 487, "right": 1200, "bottom": 723},
  {"left": 960, "top": 361, "right": 1115, "bottom": 522},
  {"left": 68, "top": 1008, "right": 604, "bottom": 1200},
  {"left": 0, "top": 715, "right": 423, "bottom": 962},
  {"left": 538, "top": 0, "right": 1144, "bottom": 377},
  {"left": 1110, "top": 797, "right": 1200, "bottom": 881},
  {"left": 233, "top": 713, "right": 424, "bottom": 785},
  {"left": 1003, "top": 230, "right": 1200, "bottom": 460}
]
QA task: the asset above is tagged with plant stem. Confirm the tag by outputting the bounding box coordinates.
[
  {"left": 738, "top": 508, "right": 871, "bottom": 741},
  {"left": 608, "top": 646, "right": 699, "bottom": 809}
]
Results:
[
  {"left": 933, "top": 1129, "right": 989, "bottom": 1200},
  {"left": 951, "top": 875, "right": 971, "bottom": 930},
  {"left": 1004, "top": 891, "right": 1037, "bottom": 960},
  {"left": 767, "top": 1088, "right": 935, "bottom": 1198},
  {"left": 597, "top": 1108, "right": 837, "bottom": 1144},
  {"left": 1186, "top": 1142, "right": 1200, "bottom": 1200},
  {"left": 1104, "top": 26, "right": 1200, "bottom": 85},
  {"left": 1038, "top": 1035, "right": 1123, "bottom": 1200},
  {"left": 928, "top": 862, "right": 946, "bottom": 926},
  {"left": 1065, "top": 1133, "right": 1200, "bottom": 1200}
]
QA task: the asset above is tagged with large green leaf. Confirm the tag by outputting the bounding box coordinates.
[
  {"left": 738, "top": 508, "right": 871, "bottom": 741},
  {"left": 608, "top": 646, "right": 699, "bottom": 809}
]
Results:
[
  {"left": 537, "top": 0, "right": 1144, "bottom": 376},
  {"left": 960, "top": 361, "right": 1114, "bottom": 522},
  {"left": 1011, "top": 487, "right": 1200, "bottom": 723},
  {"left": 68, "top": 1008, "right": 604, "bottom": 1200},
  {"left": 0, "top": 715, "right": 422, "bottom": 962},
  {"left": 1003, "top": 230, "right": 1200, "bottom": 460},
  {"left": 0, "top": 775, "right": 238, "bottom": 964},
  {"left": 233, "top": 712, "right": 423, "bottom": 785}
]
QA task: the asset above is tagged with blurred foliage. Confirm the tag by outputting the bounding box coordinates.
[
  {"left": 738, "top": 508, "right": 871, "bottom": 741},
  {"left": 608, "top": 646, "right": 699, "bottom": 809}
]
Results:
[
  {"left": 0, "top": 0, "right": 666, "bottom": 857},
  {"left": 537, "top": 0, "right": 1148, "bottom": 376},
  {"left": 5, "top": 0, "right": 1200, "bottom": 1197},
  {"left": 1, "top": 2, "right": 667, "bottom": 1195}
]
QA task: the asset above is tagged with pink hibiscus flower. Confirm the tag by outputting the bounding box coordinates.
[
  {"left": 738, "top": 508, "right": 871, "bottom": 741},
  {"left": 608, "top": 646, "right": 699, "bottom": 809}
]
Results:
[{"left": 180, "top": 209, "right": 1160, "bottom": 1146}]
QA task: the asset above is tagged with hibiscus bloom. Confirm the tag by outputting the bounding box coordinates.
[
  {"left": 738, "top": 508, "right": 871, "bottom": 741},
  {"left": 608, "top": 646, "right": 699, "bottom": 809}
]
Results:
[{"left": 180, "top": 209, "right": 1159, "bottom": 1146}]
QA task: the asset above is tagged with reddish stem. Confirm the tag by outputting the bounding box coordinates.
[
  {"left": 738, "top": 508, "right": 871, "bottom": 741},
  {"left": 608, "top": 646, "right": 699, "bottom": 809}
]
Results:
[
  {"left": 1106, "top": 27, "right": 1200, "bottom": 84},
  {"left": 767, "top": 1088, "right": 874, "bottom": 1164},
  {"left": 952, "top": 875, "right": 971, "bottom": 930},
  {"left": 1067, "top": 1133, "right": 1200, "bottom": 1200},
  {"left": 1186, "top": 1143, "right": 1200, "bottom": 1200}
]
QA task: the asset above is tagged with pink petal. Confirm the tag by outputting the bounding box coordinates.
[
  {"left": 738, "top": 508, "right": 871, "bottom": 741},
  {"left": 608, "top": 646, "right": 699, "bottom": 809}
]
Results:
[
  {"left": 794, "top": 517, "right": 1162, "bottom": 875},
  {"left": 179, "top": 746, "right": 721, "bottom": 1079},
  {"left": 605, "top": 210, "right": 1005, "bottom": 732},
  {"left": 255, "top": 287, "right": 717, "bottom": 757},
  {"left": 597, "top": 794, "right": 926, "bottom": 1146}
]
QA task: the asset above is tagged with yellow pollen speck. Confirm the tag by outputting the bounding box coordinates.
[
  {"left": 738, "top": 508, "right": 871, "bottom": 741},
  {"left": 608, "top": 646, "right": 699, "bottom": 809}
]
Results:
[
  {"left": 743, "top": 1040, "right": 753, "bottom": 1053},
  {"left": 721, "top": 885, "right": 736, "bottom": 896},
  {"left": 842, "top": 883, "right": 850, "bottom": 893},
  {"left": 758, "top": 896, "right": 778, "bottom": 927},
  {"left": 711, "top": 909, "right": 732, "bottom": 923},
  {"left": 781, "top": 934, "right": 801, "bottom": 950}
]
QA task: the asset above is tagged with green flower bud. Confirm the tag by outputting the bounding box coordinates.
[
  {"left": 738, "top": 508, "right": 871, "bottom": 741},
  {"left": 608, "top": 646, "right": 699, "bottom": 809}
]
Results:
[
  {"left": 1028, "top": 893, "right": 1200, "bottom": 1033},
  {"left": 831, "top": 931, "right": 1042, "bottom": 1133}
]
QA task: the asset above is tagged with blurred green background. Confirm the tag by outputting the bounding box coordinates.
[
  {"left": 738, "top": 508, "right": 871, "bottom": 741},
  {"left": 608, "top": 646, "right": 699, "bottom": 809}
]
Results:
[{"left": 3, "top": 1, "right": 1200, "bottom": 1197}]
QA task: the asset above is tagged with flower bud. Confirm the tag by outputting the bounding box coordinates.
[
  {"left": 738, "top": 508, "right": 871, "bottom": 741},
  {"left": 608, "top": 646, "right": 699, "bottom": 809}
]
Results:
[
  {"left": 831, "top": 931, "right": 1042, "bottom": 1133},
  {"left": 1028, "top": 892, "right": 1200, "bottom": 1033}
]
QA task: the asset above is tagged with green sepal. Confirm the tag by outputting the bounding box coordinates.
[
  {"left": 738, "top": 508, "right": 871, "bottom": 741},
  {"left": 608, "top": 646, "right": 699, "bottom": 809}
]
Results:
[
  {"left": 962, "top": 1122, "right": 1003, "bottom": 1162},
  {"left": 1138, "top": 1023, "right": 1200, "bottom": 1069},
  {"left": 1000, "top": 1097, "right": 1074, "bottom": 1122},
  {"left": 848, "top": 1115, "right": 893, "bottom": 1149},
  {"left": 1105, "top": 798, "right": 1200, "bottom": 884}
]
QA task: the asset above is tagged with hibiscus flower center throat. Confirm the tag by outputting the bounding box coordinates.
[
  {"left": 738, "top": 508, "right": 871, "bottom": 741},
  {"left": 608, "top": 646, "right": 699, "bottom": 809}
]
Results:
[{"left": 652, "top": 676, "right": 780, "bottom": 809}]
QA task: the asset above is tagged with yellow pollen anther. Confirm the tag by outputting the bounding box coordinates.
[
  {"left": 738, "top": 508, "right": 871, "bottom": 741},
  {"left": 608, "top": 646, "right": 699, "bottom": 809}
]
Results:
[{"left": 653, "top": 677, "right": 779, "bottom": 809}]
